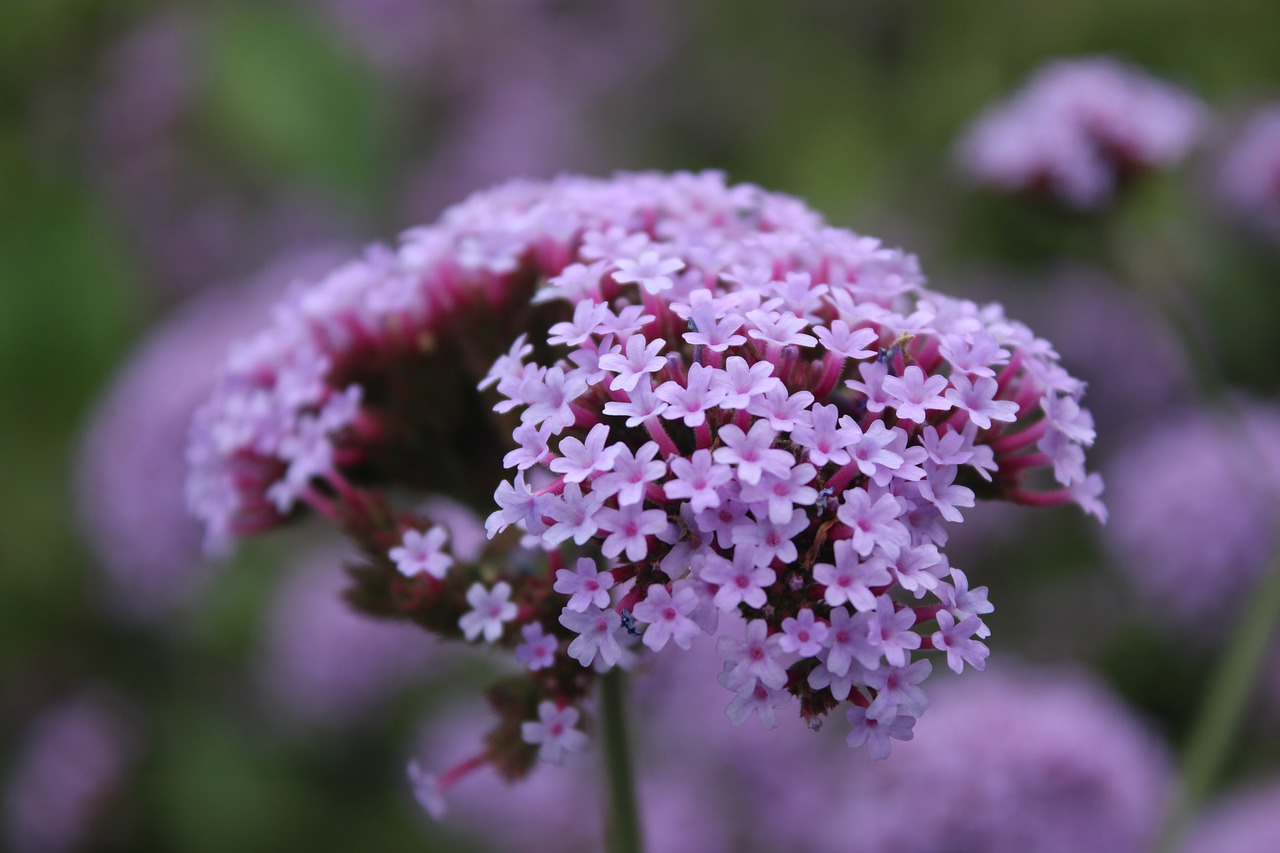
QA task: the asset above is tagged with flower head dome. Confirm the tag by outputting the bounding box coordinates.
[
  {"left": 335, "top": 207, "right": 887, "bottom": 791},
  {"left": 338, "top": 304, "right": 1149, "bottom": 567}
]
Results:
[{"left": 188, "top": 172, "right": 1100, "bottom": 771}]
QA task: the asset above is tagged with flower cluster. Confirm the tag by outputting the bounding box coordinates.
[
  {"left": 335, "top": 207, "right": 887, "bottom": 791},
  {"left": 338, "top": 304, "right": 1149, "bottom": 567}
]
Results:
[
  {"left": 827, "top": 669, "right": 1172, "bottom": 853},
  {"left": 484, "top": 178, "right": 1103, "bottom": 760},
  {"left": 1217, "top": 103, "right": 1280, "bottom": 243},
  {"left": 1103, "top": 403, "right": 1280, "bottom": 627},
  {"left": 189, "top": 172, "right": 827, "bottom": 551},
  {"left": 187, "top": 171, "right": 1100, "bottom": 779},
  {"left": 955, "top": 56, "right": 1205, "bottom": 209},
  {"left": 4, "top": 692, "right": 137, "bottom": 853}
]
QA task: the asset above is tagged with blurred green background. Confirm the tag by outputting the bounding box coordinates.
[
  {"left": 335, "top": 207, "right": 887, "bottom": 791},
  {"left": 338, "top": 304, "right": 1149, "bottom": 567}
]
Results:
[{"left": 2, "top": 0, "right": 1279, "bottom": 850}]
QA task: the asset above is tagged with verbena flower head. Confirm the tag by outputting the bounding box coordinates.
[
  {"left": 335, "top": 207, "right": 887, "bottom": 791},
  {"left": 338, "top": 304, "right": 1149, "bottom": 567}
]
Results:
[
  {"left": 187, "top": 171, "right": 1100, "bottom": 778},
  {"left": 956, "top": 56, "right": 1205, "bottom": 209},
  {"left": 1217, "top": 103, "right": 1280, "bottom": 243},
  {"left": 1103, "top": 404, "right": 1280, "bottom": 627},
  {"left": 825, "top": 669, "right": 1172, "bottom": 853}
]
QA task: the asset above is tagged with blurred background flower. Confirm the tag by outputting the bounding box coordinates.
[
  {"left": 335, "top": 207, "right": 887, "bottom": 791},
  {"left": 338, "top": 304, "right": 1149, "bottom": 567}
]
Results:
[
  {"left": 5, "top": 0, "right": 1280, "bottom": 850},
  {"left": 3, "top": 689, "right": 138, "bottom": 853}
]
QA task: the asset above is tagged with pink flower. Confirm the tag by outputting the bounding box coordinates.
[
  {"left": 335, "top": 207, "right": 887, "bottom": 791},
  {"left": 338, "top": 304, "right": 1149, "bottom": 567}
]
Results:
[
  {"left": 844, "top": 705, "right": 915, "bottom": 759},
  {"left": 597, "top": 502, "right": 669, "bottom": 562},
  {"left": 714, "top": 356, "right": 784, "bottom": 410},
  {"left": 881, "top": 365, "right": 952, "bottom": 424},
  {"left": 717, "top": 619, "right": 788, "bottom": 691},
  {"left": 612, "top": 250, "right": 686, "bottom": 295},
  {"left": 944, "top": 374, "right": 1019, "bottom": 429},
  {"left": 656, "top": 363, "right": 727, "bottom": 428},
  {"left": 664, "top": 449, "right": 733, "bottom": 512},
  {"left": 632, "top": 583, "right": 702, "bottom": 651},
  {"left": 521, "top": 702, "right": 588, "bottom": 765},
  {"left": 554, "top": 557, "right": 615, "bottom": 612},
  {"left": 930, "top": 610, "right": 990, "bottom": 674},
  {"left": 712, "top": 420, "right": 794, "bottom": 485},
  {"left": 551, "top": 424, "right": 620, "bottom": 483},
  {"left": 559, "top": 606, "right": 623, "bottom": 668},
  {"left": 515, "top": 623, "right": 558, "bottom": 671},
  {"left": 389, "top": 526, "right": 453, "bottom": 579},
  {"left": 813, "top": 540, "right": 892, "bottom": 611},
  {"left": 459, "top": 582, "right": 517, "bottom": 643},
  {"left": 591, "top": 441, "right": 666, "bottom": 506},
  {"left": 778, "top": 608, "right": 829, "bottom": 658},
  {"left": 599, "top": 334, "right": 667, "bottom": 393},
  {"left": 700, "top": 547, "right": 776, "bottom": 610}
]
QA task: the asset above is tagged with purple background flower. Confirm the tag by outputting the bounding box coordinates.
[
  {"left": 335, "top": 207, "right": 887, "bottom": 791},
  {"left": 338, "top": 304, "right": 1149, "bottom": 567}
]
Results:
[{"left": 4, "top": 691, "right": 138, "bottom": 853}]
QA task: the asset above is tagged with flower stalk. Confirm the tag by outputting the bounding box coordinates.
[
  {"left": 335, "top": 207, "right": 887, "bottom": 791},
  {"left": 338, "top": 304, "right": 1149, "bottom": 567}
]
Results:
[
  {"left": 1156, "top": 545, "right": 1280, "bottom": 852},
  {"left": 600, "top": 668, "right": 643, "bottom": 853}
]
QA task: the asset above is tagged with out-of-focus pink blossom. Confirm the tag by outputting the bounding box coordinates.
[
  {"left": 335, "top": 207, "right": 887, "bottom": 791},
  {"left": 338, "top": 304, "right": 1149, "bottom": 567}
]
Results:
[
  {"left": 4, "top": 691, "right": 138, "bottom": 853},
  {"left": 820, "top": 667, "right": 1173, "bottom": 853},
  {"left": 75, "top": 250, "right": 342, "bottom": 621},
  {"left": 1103, "top": 404, "right": 1280, "bottom": 627},
  {"left": 1217, "top": 104, "right": 1280, "bottom": 243},
  {"left": 956, "top": 56, "right": 1205, "bottom": 209},
  {"left": 257, "top": 553, "right": 437, "bottom": 728}
]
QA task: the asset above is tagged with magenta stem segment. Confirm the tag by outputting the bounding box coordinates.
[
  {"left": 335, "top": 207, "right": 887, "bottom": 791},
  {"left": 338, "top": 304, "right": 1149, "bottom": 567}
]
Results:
[
  {"left": 1008, "top": 487, "right": 1072, "bottom": 508},
  {"left": 695, "top": 420, "right": 712, "bottom": 450},
  {"left": 992, "top": 420, "right": 1048, "bottom": 455},
  {"left": 812, "top": 352, "right": 847, "bottom": 400},
  {"left": 643, "top": 417, "right": 679, "bottom": 457},
  {"left": 438, "top": 753, "right": 488, "bottom": 790},
  {"left": 823, "top": 461, "right": 864, "bottom": 496}
]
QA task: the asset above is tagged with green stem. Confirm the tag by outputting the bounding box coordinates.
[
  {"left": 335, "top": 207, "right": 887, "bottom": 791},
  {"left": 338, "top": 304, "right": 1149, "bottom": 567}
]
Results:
[
  {"left": 1155, "top": 547, "right": 1280, "bottom": 852},
  {"left": 1104, "top": 211, "right": 1280, "bottom": 851},
  {"left": 600, "top": 668, "right": 644, "bottom": 853}
]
